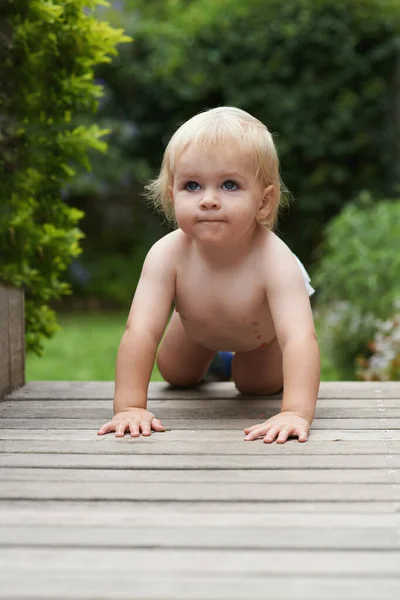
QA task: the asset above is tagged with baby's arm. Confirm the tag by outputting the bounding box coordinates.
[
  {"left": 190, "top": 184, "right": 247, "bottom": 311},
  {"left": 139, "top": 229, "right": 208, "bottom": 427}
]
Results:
[
  {"left": 98, "top": 235, "right": 177, "bottom": 437},
  {"left": 245, "top": 241, "right": 320, "bottom": 443}
]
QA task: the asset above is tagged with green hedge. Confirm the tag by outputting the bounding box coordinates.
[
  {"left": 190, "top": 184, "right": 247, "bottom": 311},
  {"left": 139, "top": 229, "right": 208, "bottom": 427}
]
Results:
[
  {"left": 0, "top": 0, "right": 130, "bottom": 353},
  {"left": 312, "top": 192, "right": 400, "bottom": 377},
  {"left": 76, "top": 0, "right": 400, "bottom": 285},
  {"left": 138, "top": 0, "right": 400, "bottom": 254}
]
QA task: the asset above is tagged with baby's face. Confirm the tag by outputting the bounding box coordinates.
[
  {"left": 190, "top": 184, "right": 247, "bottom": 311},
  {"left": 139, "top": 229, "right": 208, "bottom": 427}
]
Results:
[{"left": 171, "top": 145, "right": 269, "bottom": 244}]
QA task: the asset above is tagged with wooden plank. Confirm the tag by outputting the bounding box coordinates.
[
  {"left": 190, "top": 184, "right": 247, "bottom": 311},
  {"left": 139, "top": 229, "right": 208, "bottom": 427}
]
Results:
[
  {"left": 2, "top": 395, "right": 400, "bottom": 409},
  {"left": 7, "top": 286, "right": 24, "bottom": 393},
  {"left": 2, "top": 402, "right": 400, "bottom": 420},
  {"left": 2, "top": 453, "right": 400, "bottom": 469},
  {"left": 1, "top": 524, "right": 399, "bottom": 550},
  {"left": 6, "top": 380, "right": 400, "bottom": 400},
  {"left": 1, "top": 428, "right": 400, "bottom": 442},
  {"left": 3, "top": 398, "right": 400, "bottom": 410},
  {"left": 1, "top": 467, "right": 400, "bottom": 484},
  {"left": 2, "top": 547, "right": 400, "bottom": 575},
  {"left": 0, "top": 503, "right": 399, "bottom": 527},
  {"left": 0, "top": 499, "right": 397, "bottom": 514},
  {"left": 0, "top": 285, "right": 24, "bottom": 401},
  {"left": 2, "top": 438, "right": 400, "bottom": 455},
  {"left": 1, "top": 572, "right": 400, "bottom": 600},
  {"left": 2, "top": 417, "right": 400, "bottom": 430},
  {"left": 0, "top": 285, "right": 10, "bottom": 401},
  {"left": 1, "top": 481, "right": 400, "bottom": 502}
]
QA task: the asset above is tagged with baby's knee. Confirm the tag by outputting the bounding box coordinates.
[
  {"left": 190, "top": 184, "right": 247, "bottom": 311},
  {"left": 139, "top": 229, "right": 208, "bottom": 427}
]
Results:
[
  {"left": 234, "top": 380, "right": 283, "bottom": 396},
  {"left": 156, "top": 354, "right": 202, "bottom": 388}
]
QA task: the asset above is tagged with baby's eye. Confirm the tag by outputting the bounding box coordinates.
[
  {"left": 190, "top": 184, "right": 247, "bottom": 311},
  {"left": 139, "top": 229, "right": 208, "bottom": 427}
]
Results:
[
  {"left": 222, "top": 180, "right": 239, "bottom": 191},
  {"left": 185, "top": 181, "right": 200, "bottom": 191}
]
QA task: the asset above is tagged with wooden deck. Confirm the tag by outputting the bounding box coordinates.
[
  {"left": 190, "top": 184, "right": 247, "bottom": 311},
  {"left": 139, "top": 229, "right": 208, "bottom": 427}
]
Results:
[{"left": 1, "top": 380, "right": 400, "bottom": 599}]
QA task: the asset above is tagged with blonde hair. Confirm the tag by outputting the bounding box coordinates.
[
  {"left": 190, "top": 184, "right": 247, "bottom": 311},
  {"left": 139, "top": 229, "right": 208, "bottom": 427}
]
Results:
[{"left": 144, "top": 106, "right": 290, "bottom": 229}]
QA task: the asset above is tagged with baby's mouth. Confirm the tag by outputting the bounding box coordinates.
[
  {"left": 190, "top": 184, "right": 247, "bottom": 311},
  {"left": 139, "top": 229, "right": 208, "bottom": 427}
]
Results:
[{"left": 197, "top": 218, "right": 225, "bottom": 222}]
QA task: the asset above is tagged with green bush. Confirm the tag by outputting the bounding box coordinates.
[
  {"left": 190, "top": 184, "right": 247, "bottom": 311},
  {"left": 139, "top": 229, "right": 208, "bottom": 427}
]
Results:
[
  {"left": 312, "top": 192, "right": 400, "bottom": 377},
  {"left": 73, "top": 0, "right": 400, "bottom": 289},
  {"left": 355, "top": 310, "right": 400, "bottom": 381},
  {"left": 0, "top": 0, "right": 131, "bottom": 353},
  {"left": 141, "top": 0, "right": 400, "bottom": 257}
]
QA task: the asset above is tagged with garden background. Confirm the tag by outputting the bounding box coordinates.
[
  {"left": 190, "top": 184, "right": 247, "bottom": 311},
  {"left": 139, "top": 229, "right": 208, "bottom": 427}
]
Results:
[{"left": 1, "top": 0, "right": 400, "bottom": 383}]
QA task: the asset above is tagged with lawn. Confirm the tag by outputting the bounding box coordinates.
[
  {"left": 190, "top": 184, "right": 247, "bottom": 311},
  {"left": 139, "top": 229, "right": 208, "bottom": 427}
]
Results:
[
  {"left": 26, "top": 311, "right": 340, "bottom": 381},
  {"left": 26, "top": 312, "right": 164, "bottom": 382}
]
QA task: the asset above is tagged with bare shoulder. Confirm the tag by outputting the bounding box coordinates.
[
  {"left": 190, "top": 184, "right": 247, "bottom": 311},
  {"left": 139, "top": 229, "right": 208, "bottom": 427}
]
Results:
[
  {"left": 259, "top": 229, "right": 305, "bottom": 290},
  {"left": 143, "top": 229, "right": 186, "bottom": 273}
]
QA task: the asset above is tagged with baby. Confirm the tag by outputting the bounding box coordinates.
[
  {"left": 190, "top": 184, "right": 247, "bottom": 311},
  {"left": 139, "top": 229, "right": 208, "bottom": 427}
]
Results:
[{"left": 98, "top": 107, "right": 320, "bottom": 444}]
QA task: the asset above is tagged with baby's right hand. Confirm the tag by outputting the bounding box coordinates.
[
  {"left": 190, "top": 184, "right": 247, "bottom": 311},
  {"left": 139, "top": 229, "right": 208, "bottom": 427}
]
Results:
[{"left": 97, "top": 408, "right": 166, "bottom": 438}]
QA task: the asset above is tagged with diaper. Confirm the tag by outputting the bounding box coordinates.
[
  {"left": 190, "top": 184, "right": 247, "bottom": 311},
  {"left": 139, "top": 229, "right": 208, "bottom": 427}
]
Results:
[{"left": 292, "top": 253, "right": 315, "bottom": 297}]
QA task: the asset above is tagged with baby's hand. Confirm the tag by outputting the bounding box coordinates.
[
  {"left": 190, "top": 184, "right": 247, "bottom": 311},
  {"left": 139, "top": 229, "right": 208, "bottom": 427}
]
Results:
[
  {"left": 97, "top": 408, "right": 166, "bottom": 438},
  {"left": 244, "top": 411, "right": 310, "bottom": 444}
]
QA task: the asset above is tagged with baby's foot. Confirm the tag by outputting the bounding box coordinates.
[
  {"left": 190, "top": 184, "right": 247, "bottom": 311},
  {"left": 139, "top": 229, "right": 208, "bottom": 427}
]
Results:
[{"left": 205, "top": 351, "right": 233, "bottom": 381}]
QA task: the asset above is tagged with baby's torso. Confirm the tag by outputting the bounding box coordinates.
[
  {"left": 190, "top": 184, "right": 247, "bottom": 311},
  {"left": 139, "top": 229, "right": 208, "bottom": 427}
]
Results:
[{"left": 174, "top": 234, "right": 275, "bottom": 352}]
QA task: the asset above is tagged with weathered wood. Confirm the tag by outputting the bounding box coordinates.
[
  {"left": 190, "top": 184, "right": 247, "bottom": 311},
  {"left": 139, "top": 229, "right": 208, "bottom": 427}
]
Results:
[
  {"left": 0, "top": 286, "right": 10, "bottom": 400},
  {"left": 1, "top": 439, "right": 400, "bottom": 455},
  {"left": 0, "top": 284, "right": 24, "bottom": 401},
  {"left": 7, "top": 286, "right": 24, "bottom": 392},
  {"left": 2, "top": 417, "right": 400, "bottom": 430},
  {"left": 2, "top": 397, "right": 400, "bottom": 409},
  {"left": 5, "top": 380, "right": 400, "bottom": 401},
  {"left": 2, "top": 381, "right": 400, "bottom": 599},
  {"left": 2, "top": 452, "right": 400, "bottom": 469},
  {"left": 1, "top": 480, "right": 400, "bottom": 502},
  {"left": 1, "top": 524, "right": 400, "bottom": 550},
  {"left": 0, "top": 499, "right": 397, "bottom": 514},
  {"left": 1, "top": 428, "right": 400, "bottom": 441},
  {"left": 2, "top": 401, "right": 400, "bottom": 420},
  {"left": 1, "top": 467, "right": 400, "bottom": 484},
  {"left": 2, "top": 547, "right": 400, "bottom": 574},
  {"left": 1, "top": 572, "right": 400, "bottom": 600},
  {"left": 1, "top": 502, "right": 399, "bottom": 526}
]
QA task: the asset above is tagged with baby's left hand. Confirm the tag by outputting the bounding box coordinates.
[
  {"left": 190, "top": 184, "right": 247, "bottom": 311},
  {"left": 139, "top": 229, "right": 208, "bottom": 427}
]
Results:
[{"left": 244, "top": 411, "right": 310, "bottom": 444}]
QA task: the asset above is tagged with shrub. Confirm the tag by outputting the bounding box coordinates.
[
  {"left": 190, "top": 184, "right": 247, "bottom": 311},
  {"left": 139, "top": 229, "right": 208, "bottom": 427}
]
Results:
[
  {"left": 355, "top": 307, "right": 400, "bottom": 381},
  {"left": 78, "top": 0, "right": 400, "bottom": 266},
  {"left": 0, "top": 0, "right": 131, "bottom": 353},
  {"left": 312, "top": 192, "right": 400, "bottom": 378}
]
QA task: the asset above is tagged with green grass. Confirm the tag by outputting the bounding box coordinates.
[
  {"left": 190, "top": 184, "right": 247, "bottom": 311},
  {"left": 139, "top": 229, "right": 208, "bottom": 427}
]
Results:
[
  {"left": 26, "top": 312, "right": 164, "bottom": 382},
  {"left": 26, "top": 311, "right": 341, "bottom": 381}
]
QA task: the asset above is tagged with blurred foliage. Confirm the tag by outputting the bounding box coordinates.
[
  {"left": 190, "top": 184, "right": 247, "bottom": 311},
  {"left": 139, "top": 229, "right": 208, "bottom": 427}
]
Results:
[
  {"left": 355, "top": 311, "right": 400, "bottom": 381},
  {"left": 66, "top": 0, "right": 400, "bottom": 306},
  {"left": 0, "top": 0, "right": 131, "bottom": 353},
  {"left": 312, "top": 192, "right": 400, "bottom": 378}
]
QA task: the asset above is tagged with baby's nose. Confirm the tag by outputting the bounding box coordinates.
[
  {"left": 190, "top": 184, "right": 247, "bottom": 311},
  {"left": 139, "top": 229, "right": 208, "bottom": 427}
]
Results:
[{"left": 200, "top": 189, "right": 220, "bottom": 209}]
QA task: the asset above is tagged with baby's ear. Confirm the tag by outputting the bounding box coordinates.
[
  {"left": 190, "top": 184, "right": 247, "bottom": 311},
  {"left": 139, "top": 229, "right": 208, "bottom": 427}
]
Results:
[{"left": 257, "top": 184, "right": 276, "bottom": 220}]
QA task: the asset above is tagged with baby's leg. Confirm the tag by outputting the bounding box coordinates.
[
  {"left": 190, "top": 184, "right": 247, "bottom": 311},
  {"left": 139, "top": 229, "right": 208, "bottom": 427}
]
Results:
[
  {"left": 232, "top": 336, "right": 283, "bottom": 396},
  {"left": 157, "top": 310, "right": 216, "bottom": 387}
]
